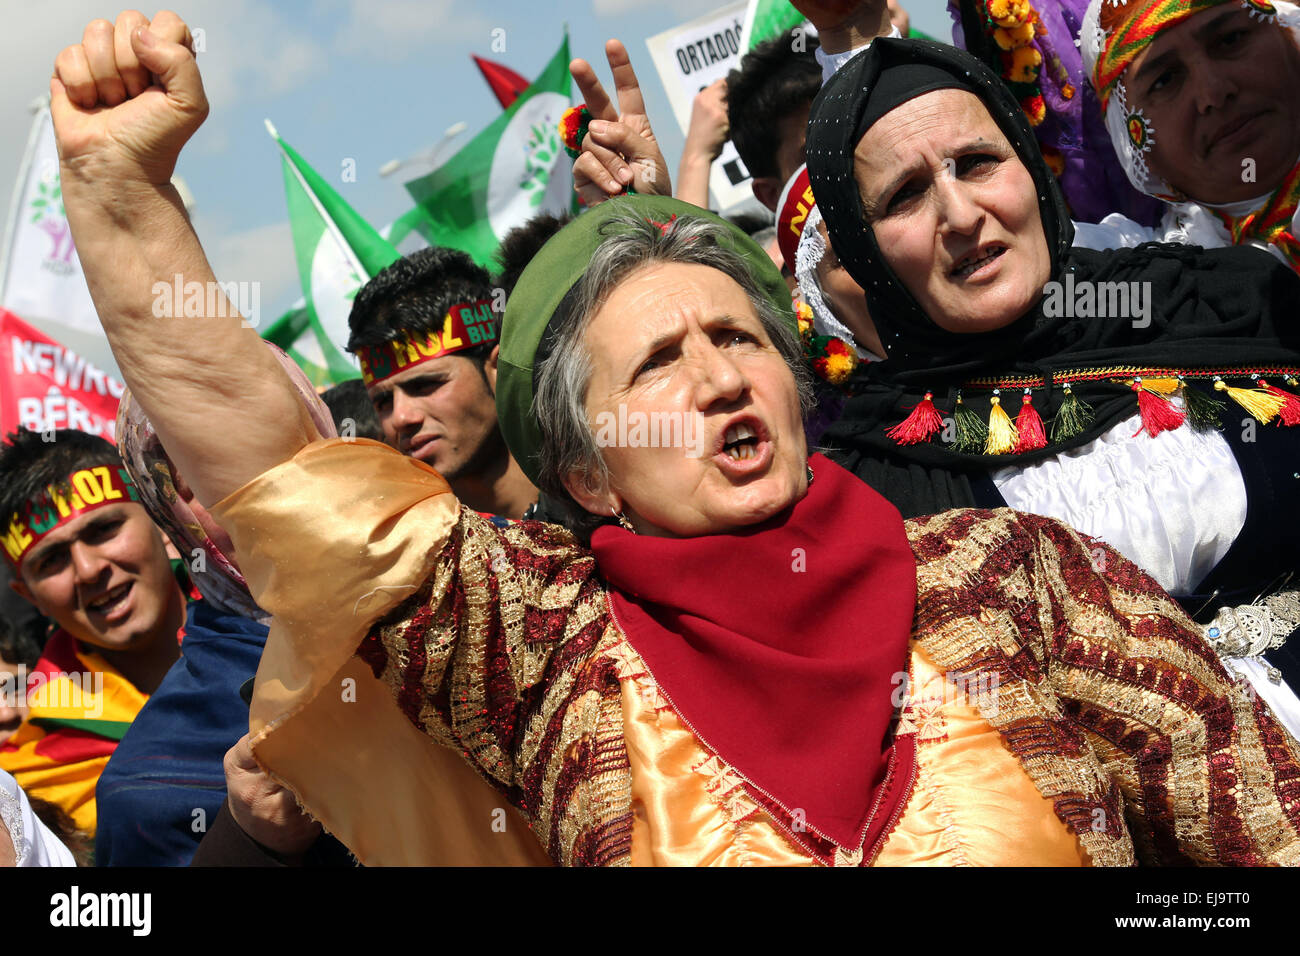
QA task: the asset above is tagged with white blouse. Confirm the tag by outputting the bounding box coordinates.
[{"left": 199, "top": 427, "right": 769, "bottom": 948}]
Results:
[
  {"left": 0, "top": 768, "right": 75, "bottom": 867},
  {"left": 992, "top": 411, "right": 1245, "bottom": 596}
]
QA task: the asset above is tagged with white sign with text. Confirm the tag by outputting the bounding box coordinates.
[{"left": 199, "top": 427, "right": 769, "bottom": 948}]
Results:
[{"left": 646, "top": 2, "right": 754, "bottom": 211}]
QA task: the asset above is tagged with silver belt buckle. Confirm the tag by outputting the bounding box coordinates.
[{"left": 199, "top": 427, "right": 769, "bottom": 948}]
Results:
[{"left": 1204, "top": 590, "right": 1299, "bottom": 685}]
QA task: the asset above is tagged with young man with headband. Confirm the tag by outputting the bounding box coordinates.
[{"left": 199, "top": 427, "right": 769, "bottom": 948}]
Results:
[
  {"left": 348, "top": 247, "right": 537, "bottom": 520},
  {"left": 0, "top": 429, "right": 184, "bottom": 836}
]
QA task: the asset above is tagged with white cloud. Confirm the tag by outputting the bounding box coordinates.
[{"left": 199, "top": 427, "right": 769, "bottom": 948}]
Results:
[
  {"left": 329, "top": 0, "right": 495, "bottom": 60},
  {"left": 0, "top": 0, "right": 531, "bottom": 308},
  {"left": 592, "top": 0, "right": 702, "bottom": 17},
  {"left": 0, "top": 0, "right": 497, "bottom": 196},
  {"left": 0, "top": 1, "right": 117, "bottom": 211},
  {"left": 184, "top": 2, "right": 330, "bottom": 111}
]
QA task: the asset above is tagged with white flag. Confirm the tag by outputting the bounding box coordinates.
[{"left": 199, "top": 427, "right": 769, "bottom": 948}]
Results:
[{"left": 0, "top": 105, "right": 118, "bottom": 376}]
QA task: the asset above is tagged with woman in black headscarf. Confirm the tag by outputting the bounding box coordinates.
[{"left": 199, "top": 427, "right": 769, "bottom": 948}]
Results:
[{"left": 808, "top": 36, "right": 1300, "bottom": 731}]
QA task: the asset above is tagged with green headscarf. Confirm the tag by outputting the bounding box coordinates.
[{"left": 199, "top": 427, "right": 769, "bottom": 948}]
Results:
[{"left": 497, "top": 195, "right": 794, "bottom": 486}]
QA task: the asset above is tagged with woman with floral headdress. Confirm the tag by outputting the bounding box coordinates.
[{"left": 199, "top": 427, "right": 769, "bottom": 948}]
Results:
[
  {"left": 1070, "top": 0, "right": 1300, "bottom": 270},
  {"left": 771, "top": 162, "right": 885, "bottom": 441}
]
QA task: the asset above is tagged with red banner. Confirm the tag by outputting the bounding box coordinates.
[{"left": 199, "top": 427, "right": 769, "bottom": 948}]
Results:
[{"left": 0, "top": 308, "right": 123, "bottom": 442}]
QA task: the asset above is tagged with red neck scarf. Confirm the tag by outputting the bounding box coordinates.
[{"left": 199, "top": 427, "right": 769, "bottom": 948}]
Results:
[{"left": 590, "top": 453, "right": 917, "bottom": 851}]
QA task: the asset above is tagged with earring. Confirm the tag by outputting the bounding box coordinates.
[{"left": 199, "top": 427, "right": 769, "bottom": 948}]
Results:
[{"left": 614, "top": 510, "right": 636, "bottom": 533}]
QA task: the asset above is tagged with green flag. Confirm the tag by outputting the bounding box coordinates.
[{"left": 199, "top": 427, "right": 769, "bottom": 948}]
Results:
[
  {"left": 404, "top": 34, "right": 574, "bottom": 268},
  {"left": 263, "top": 120, "right": 402, "bottom": 386},
  {"left": 740, "top": 0, "right": 806, "bottom": 50},
  {"left": 384, "top": 204, "right": 439, "bottom": 250},
  {"left": 739, "top": 2, "right": 938, "bottom": 51},
  {"left": 261, "top": 299, "right": 333, "bottom": 388}
]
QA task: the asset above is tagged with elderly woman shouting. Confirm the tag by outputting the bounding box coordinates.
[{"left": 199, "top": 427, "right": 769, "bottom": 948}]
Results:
[{"left": 53, "top": 14, "right": 1300, "bottom": 866}]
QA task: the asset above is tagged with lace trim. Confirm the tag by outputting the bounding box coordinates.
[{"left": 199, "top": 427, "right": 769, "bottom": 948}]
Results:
[{"left": 0, "top": 779, "right": 27, "bottom": 866}]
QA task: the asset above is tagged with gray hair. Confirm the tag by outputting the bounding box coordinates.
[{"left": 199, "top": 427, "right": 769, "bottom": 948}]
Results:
[{"left": 533, "top": 211, "right": 814, "bottom": 540}]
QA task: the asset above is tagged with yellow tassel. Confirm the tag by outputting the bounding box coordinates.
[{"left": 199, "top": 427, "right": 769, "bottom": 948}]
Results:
[
  {"left": 988, "top": 0, "right": 1030, "bottom": 27},
  {"left": 987, "top": 0, "right": 1015, "bottom": 25},
  {"left": 1141, "top": 377, "right": 1180, "bottom": 395},
  {"left": 985, "top": 394, "right": 1019, "bottom": 454},
  {"left": 1214, "top": 378, "right": 1286, "bottom": 423}
]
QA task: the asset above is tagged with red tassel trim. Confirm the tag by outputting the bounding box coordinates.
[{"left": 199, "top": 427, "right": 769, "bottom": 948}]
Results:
[
  {"left": 886, "top": 391, "right": 944, "bottom": 445},
  {"left": 1259, "top": 379, "right": 1300, "bottom": 426},
  {"left": 1131, "top": 380, "right": 1185, "bottom": 437},
  {"left": 1013, "top": 391, "right": 1047, "bottom": 452}
]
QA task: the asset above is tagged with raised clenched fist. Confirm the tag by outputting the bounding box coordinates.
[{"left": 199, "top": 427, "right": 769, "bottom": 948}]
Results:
[{"left": 51, "top": 10, "right": 208, "bottom": 186}]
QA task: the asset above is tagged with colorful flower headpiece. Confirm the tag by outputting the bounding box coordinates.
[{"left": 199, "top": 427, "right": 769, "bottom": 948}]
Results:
[
  {"left": 559, "top": 104, "right": 592, "bottom": 159},
  {"left": 982, "top": 0, "right": 1051, "bottom": 126},
  {"left": 559, "top": 103, "right": 636, "bottom": 197},
  {"left": 796, "top": 301, "right": 861, "bottom": 388}
]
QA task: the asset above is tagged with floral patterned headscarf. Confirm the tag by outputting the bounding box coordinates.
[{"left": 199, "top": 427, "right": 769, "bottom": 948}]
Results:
[{"left": 115, "top": 343, "right": 337, "bottom": 621}]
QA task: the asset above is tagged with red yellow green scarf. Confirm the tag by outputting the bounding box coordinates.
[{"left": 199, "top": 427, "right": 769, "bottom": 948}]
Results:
[
  {"left": 0, "top": 630, "right": 148, "bottom": 836},
  {"left": 1215, "top": 162, "right": 1300, "bottom": 272}
]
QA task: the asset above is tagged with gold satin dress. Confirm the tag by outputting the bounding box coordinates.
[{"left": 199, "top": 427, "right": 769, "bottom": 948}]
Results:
[{"left": 615, "top": 635, "right": 1088, "bottom": 866}]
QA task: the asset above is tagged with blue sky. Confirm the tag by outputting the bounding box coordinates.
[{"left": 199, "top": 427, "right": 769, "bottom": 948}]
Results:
[{"left": 3, "top": 1, "right": 954, "bottom": 320}]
